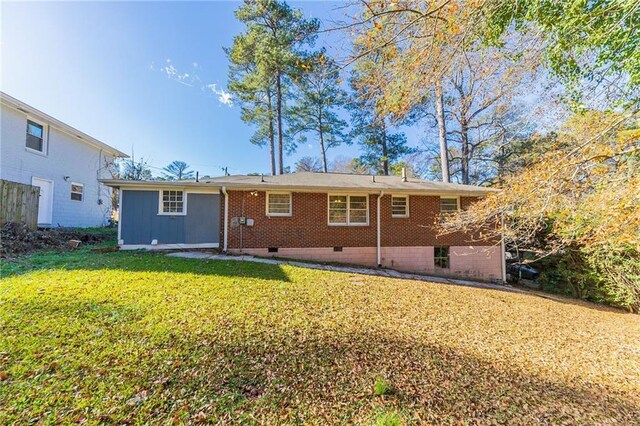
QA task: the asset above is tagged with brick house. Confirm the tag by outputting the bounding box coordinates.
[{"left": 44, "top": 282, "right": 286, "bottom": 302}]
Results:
[{"left": 102, "top": 172, "right": 504, "bottom": 282}]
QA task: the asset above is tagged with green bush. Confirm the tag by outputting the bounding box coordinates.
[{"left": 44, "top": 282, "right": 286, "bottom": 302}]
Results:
[{"left": 537, "top": 246, "right": 640, "bottom": 312}]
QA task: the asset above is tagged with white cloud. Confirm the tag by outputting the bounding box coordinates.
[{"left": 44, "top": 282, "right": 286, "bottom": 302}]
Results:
[
  {"left": 153, "top": 59, "right": 232, "bottom": 107},
  {"left": 207, "top": 83, "right": 233, "bottom": 107}
]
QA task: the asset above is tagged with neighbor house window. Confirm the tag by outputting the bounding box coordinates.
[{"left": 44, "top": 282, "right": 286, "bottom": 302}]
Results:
[
  {"left": 391, "top": 196, "right": 409, "bottom": 217},
  {"left": 160, "top": 190, "right": 185, "bottom": 214},
  {"left": 26, "top": 120, "right": 46, "bottom": 153},
  {"left": 70, "top": 183, "right": 84, "bottom": 201},
  {"left": 440, "top": 197, "right": 459, "bottom": 213},
  {"left": 266, "top": 192, "right": 291, "bottom": 216},
  {"left": 328, "top": 195, "right": 368, "bottom": 225},
  {"left": 434, "top": 246, "right": 450, "bottom": 268}
]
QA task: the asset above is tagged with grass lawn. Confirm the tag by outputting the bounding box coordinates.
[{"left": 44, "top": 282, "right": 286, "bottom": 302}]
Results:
[{"left": 1, "top": 247, "right": 639, "bottom": 425}]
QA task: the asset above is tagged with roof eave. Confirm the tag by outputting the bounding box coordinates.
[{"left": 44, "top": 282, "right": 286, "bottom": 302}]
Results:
[
  {"left": 100, "top": 179, "right": 497, "bottom": 196},
  {"left": 1, "top": 92, "right": 128, "bottom": 158}
]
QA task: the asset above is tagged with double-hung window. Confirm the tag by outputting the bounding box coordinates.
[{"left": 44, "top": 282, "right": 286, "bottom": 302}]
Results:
[
  {"left": 70, "top": 183, "right": 84, "bottom": 201},
  {"left": 159, "top": 190, "right": 185, "bottom": 215},
  {"left": 26, "top": 120, "right": 46, "bottom": 153},
  {"left": 266, "top": 192, "right": 292, "bottom": 216},
  {"left": 328, "top": 195, "right": 368, "bottom": 225},
  {"left": 391, "top": 195, "right": 409, "bottom": 217}
]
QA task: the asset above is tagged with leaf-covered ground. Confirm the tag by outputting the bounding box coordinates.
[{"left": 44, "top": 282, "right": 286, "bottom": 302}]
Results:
[{"left": 1, "top": 249, "right": 639, "bottom": 425}]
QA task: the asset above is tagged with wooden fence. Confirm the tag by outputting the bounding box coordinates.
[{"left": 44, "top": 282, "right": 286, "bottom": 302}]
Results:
[{"left": 0, "top": 179, "right": 40, "bottom": 230}]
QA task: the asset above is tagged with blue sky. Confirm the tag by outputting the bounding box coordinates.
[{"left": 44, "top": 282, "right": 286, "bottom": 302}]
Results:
[{"left": 1, "top": 1, "right": 424, "bottom": 176}]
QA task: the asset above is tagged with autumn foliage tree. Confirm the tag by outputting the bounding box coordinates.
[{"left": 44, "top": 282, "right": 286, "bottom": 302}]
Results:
[
  {"left": 349, "top": 33, "right": 414, "bottom": 175},
  {"left": 440, "top": 112, "right": 640, "bottom": 310},
  {"left": 344, "top": 0, "right": 640, "bottom": 310}
]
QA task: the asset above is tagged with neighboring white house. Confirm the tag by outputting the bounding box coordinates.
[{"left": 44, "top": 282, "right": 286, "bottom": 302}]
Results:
[{"left": 0, "top": 92, "right": 127, "bottom": 227}]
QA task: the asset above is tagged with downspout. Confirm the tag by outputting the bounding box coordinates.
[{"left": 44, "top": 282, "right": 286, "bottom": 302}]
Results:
[
  {"left": 377, "top": 191, "right": 384, "bottom": 267},
  {"left": 117, "top": 185, "right": 122, "bottom": 245},
  {"left": 222, "top": 186, "right": 229, "bottom": 253},
  {"left": 500, "top": 212, "right": 507, "bottom": 283}
]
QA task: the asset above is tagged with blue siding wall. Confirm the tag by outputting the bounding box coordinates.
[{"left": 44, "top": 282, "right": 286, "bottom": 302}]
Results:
[
  {"left": 120, "top": 190, "right": 219, "bottom": 245},
  {"left": 185, "top": 193, "right": 220, "bottom": 243}
]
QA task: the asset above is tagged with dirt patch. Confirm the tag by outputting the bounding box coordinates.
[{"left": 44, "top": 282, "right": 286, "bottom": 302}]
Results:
[{"left": 0, "top": 222, "right": 114, "bottom": 259}]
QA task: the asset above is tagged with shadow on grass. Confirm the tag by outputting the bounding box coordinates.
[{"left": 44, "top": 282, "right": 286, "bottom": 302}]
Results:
[
  {"left": 0, "top": 248, "right": 291, "bottom": 283},
  {"left": 2, "top": 298, "right": 638, "bottom": 424}
]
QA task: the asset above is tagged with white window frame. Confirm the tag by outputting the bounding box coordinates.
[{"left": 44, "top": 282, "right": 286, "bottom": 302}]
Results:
[
  {"left": 265, "top": 192, "right": 292, "bottom": 217},
  {"left": 440, "top": 196, "right": 460, "bottom": 213},
  {"left": 25, "top": 118, "right": 48, "bottom": 156},
  {"left": 158, "top": 190, "right": 187, "bottom": 216},
  {"left": 391, "top": 195, "right": 409, "bottom": 218},
  {"left": 327, "top": 194, "right": 369, "bottom": 226},
  {"left": 70, "top": 182, "right": 84, "bottom": 202}
]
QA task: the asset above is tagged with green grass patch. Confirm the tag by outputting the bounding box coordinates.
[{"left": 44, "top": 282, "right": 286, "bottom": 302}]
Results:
[
  {"left": 373, "top": 378, "right": 393, "bottom": 396},
  {"left": 375, "top": 411, "right": 404, "bottom": 426},
  {"left": 1, "top": 249, "right": 639, "bottom": 424}
]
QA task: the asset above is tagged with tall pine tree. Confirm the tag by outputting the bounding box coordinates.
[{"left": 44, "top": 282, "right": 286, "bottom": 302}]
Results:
[
  {"left": 226, "top": 0, "right": 319, "bottom": 175},
  {"left": 288, "top": 51, "right": 349, "bottom": 172}
]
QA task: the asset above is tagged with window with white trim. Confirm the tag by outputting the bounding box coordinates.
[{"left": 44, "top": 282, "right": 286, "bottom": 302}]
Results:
[
  {"left": 328, "top": 195, "right": 368, "bottom": 225},
  {"left": 434, "top": 246, "right": 450, "bottom": 268},
  {"left": 391, "top": 195, "right": 409, "bottom": 217},
  {"left": 70, "top": 183, "right": 84, "bottom": 201},
  {"left": 266, "top": 192, "right": 291, "bottom": 216},
  {"left": 440, "top": 197, "right": 459, "bottom": 213},
  {"left": 160, "top": 190, "right": 185, "bottom": 214},
  {"left": 26, "top": 120, "right": 46, "bottom": 153}
]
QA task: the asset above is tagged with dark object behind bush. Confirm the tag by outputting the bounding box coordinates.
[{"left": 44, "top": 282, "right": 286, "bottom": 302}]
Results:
[{"left": 508, "top": 263, "right": 540, "bottom": 280}]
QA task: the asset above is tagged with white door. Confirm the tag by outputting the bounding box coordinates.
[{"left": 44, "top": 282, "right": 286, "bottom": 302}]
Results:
[{"left": 31, "top": 177, "right": 54, "bottom": 225}]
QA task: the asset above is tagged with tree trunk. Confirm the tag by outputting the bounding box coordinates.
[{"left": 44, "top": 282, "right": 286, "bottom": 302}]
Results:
[
  {"left": 318, "top": 109, "right": 328, "bottom": 173},
  {"left": 461, "top": 119, "right": 470, "bottom": 184},
  {"left": 267, "top": 88, "right": 276, "bottom": 176},
  {"left": 276, "top": 72, "right": 284, "bottom": 175},
  {"left": 435, "top": 80, "right": 450, "bottom": 183},
  {"left": 381, "top": 121, "right": 389, "bottom": 175}
]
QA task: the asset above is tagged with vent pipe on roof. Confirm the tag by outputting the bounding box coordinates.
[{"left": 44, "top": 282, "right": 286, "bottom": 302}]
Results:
[
  {"left": 196, "top": 171, "right": 199, "bottom": 182},
  {"left": 372, "top": 175, "right": 376, "bottom": 183},
  {"left": 401, "top": 167, "right": 407, "bottom": 182},
  {"left": 261, "top": 173, "right": 265, "bottom": 183}
]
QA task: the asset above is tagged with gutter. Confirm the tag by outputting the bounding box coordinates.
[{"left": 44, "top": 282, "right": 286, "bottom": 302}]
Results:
[
  {"left": 376, "top": 191, "right": 384, "bottom": 267},
  {"left": 222, "top": 186, "right": 229, "bottom": 252}
]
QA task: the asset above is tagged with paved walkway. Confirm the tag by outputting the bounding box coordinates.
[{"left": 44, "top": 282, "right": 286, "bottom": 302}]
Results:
[{"left": 167, "top": 251, "right": 526, "bottom": 294}]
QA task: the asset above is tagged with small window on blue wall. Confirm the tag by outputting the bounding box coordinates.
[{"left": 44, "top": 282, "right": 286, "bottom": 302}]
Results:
[{"left": 161, "top": 190, "right": 184, "bottom": 214}]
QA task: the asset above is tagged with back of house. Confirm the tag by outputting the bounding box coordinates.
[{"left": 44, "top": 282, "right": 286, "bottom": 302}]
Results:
[
  {"left": 0, "top": 92, "right": 127, "bottom": 227},
  {"left": 103, "top": 172, "right": 504, "bottom": 282}
]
